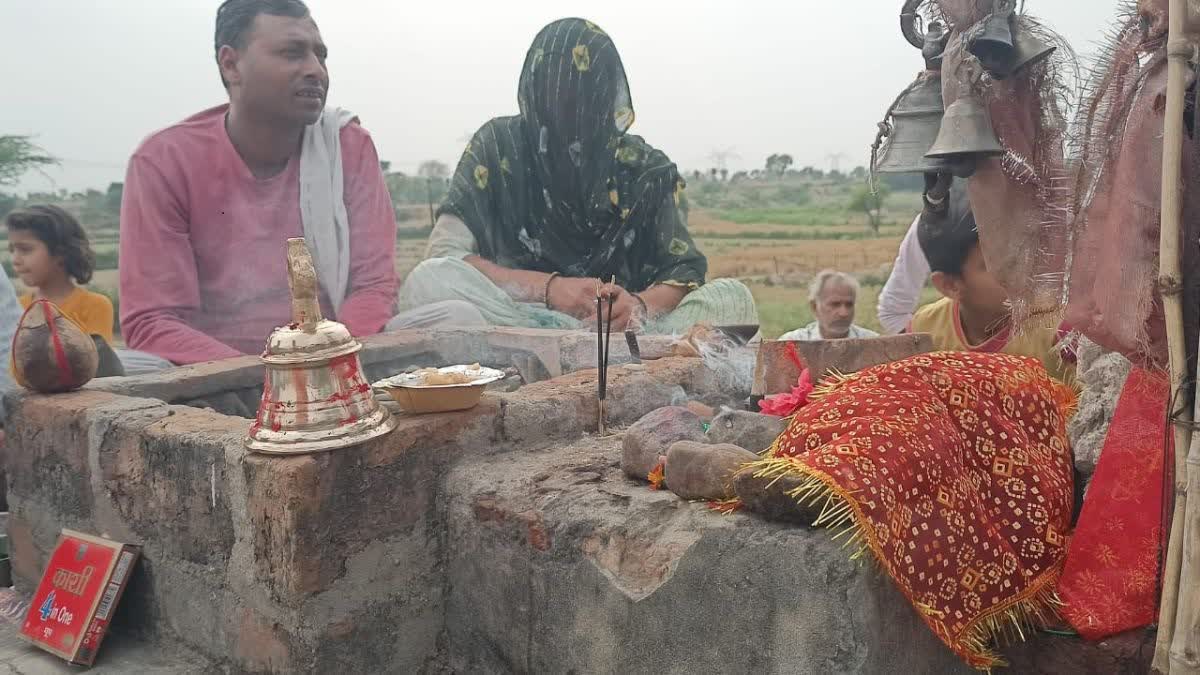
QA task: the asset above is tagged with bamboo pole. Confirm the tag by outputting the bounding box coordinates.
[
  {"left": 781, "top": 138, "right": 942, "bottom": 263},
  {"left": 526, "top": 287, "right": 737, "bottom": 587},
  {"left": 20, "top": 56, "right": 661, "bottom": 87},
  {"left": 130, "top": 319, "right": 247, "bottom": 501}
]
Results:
[
  {"left": 1155, "top": 0, "right": 1196, "bottom": 669},
  {"left": 1171, "top": 331, "right": 1200, "bottom": 674}
]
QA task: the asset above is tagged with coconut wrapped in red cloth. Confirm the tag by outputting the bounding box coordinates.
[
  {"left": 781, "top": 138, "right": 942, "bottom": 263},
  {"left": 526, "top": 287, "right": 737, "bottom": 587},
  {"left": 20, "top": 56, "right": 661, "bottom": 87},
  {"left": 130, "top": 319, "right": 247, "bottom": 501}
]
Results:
[
  {"left": 744, "top": 351, "right": 1076, "bottom": 670},
  {"left": 11, "top": 299, "right": 99, "bottom": 393}
]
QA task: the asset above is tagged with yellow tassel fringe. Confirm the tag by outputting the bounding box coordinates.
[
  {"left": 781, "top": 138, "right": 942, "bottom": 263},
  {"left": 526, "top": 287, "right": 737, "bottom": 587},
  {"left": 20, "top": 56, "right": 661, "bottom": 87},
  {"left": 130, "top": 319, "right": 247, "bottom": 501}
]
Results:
[{"left": 741, "top": 454, "right": 1065, "bottom": 671}]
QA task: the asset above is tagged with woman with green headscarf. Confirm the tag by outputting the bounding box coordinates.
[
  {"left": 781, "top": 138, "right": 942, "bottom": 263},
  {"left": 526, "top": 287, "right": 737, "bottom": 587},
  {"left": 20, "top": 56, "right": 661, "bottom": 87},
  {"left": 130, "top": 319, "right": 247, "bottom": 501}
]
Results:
[{"left": 399, "top": 18, "right": 758, "bottom": 333}]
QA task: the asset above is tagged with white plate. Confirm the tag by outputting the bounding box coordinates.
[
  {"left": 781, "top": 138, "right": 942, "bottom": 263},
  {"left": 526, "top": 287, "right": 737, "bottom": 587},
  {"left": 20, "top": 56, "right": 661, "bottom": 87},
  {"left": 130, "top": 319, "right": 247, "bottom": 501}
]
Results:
[{"left": 373, "top": 365, "right": 507, "bottom": 390}]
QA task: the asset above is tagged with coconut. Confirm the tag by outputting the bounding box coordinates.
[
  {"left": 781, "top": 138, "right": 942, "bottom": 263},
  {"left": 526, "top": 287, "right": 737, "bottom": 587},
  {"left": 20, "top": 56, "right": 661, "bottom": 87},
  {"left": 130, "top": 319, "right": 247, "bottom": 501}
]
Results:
[{"left": 11, "top": 299, "right": 99, "bottom": 393}]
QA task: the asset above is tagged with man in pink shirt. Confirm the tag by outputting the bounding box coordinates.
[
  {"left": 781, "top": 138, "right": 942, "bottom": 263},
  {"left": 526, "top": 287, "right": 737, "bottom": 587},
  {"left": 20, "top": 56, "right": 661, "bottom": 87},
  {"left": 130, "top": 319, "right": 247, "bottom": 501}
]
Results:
[{"left": 120, "top": 0, "right": 478, "bottom": 367}]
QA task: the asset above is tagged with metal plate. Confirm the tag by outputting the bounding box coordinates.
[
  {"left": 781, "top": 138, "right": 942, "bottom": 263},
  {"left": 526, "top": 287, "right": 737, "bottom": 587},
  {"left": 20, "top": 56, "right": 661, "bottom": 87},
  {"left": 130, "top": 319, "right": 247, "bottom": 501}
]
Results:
[{"left": 373, "top": 365, "right": 507, "bottom": 390}]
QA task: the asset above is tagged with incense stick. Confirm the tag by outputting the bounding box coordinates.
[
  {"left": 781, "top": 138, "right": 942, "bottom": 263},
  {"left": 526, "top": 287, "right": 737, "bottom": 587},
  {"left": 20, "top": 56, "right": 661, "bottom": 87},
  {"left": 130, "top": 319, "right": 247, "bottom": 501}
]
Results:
[
  {"left": 596, "top": 284, "right": 606, "bottom": 435},
  {"left": 603, "top": 282, "right": 614, "bottom": 396},
  {"left": 596, "top": 277, "right": 617, "bottom": 436}
]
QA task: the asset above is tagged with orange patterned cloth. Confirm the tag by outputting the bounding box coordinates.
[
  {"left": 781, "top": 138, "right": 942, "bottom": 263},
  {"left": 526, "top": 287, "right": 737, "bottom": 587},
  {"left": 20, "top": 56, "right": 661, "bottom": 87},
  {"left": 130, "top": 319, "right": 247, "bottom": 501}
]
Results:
[
  {"left": 1057, "top": 368, "right": 1170, "bottom": 639},
  {"left": 748, "top": 352, "right": 1076, "bottom": 669}
]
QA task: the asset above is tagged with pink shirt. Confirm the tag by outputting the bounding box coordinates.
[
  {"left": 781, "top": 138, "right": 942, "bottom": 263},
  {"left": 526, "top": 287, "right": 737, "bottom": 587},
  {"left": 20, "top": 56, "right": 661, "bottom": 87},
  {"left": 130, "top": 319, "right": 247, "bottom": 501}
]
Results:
[{"left": 119, "top": 105, "right": 397, "bottom": 364}]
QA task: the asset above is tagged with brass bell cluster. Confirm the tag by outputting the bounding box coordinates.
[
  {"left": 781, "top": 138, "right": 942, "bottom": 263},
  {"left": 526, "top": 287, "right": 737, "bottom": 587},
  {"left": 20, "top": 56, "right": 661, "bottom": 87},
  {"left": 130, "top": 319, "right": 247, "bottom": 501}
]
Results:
[
  {"left": 965, "top": 1, "right": 1057, "bottom": 80},
  {"left": 873, "top": 0, "right": 1055, "bottom": 179}
]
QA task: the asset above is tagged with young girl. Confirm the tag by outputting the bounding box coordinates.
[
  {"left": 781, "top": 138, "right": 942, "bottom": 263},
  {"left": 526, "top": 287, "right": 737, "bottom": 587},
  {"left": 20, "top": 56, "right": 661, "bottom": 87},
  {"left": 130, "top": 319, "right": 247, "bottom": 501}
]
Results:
[{"left": 5, "top": 205, "right": 114, "bottom": 345}]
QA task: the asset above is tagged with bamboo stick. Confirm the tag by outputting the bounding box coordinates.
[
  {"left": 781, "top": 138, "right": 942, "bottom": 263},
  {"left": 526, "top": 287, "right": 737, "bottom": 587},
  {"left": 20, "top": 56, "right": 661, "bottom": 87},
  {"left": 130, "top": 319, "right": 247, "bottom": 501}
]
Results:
[
  {"left": 1171, "top": 329, "right": 1200, "bottom": 674},
  {"left": 1155, "top": 0, "right": 1196, "bottom": 669},
  {"left": 1172, "top": 4, "right": 1200, "bottom": 671}
]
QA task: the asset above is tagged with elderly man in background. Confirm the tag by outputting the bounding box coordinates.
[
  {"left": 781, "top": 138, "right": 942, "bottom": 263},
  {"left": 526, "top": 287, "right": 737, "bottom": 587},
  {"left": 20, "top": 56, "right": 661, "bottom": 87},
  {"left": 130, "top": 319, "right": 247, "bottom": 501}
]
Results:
[{"left": 779, "top": 269, "right": 879, "bottom": 341}]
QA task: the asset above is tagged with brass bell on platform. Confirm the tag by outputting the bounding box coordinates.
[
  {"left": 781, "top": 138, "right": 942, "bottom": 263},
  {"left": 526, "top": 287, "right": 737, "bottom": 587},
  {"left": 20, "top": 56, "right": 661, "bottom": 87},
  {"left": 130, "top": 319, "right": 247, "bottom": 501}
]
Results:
[
  {"left": 874, "top": 72, "right": 953, "bottom": 175},
  {"left": 968, "top": 10, "right": 1016, "bottom": 76},
  {"left": 246, "top": 239, "right": 396, "bottom": 454},
  {"left": 925, "top": 93, "right": 1005, "bottom": 160}
]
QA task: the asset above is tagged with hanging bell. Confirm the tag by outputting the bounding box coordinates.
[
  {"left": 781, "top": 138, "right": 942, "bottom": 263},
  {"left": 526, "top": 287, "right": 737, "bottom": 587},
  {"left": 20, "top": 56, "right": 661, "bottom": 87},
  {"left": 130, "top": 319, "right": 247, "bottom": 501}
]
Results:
[
  {"left": 925, "top": 93, "right": 1005, "bottom": 160},
  {"left": 1000, "top": 28, "right": 1057, "bottom": 78},
  {"left": 874, "top": 73, "right": 954, "bottom": 175},
  {"left": 968, "top": 11, "right": 1016, "bottom": 76},
  {"left": 246, "top": 238, "right": 396, "bottom": 454}
]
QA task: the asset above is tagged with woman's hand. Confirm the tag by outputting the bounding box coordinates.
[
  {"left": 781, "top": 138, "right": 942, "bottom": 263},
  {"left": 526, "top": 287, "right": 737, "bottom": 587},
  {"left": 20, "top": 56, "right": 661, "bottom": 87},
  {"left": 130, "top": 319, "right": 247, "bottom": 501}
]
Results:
[
  {"left": 548, "top": 276, "right": 604, "bottom": 319},
  {"left": 585, "top": 282, "right": 639, "bottom": 331}
]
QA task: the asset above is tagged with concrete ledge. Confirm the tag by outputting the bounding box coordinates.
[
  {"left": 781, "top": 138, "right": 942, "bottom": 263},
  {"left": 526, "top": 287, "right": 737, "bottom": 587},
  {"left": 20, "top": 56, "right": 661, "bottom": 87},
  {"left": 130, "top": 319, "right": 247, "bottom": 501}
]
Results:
[
  {"left": 753, "top": 334, "right": 935, "bottom": 395},
  {"left": 443, "top": 436, "right": 972, "bottom": 674},
  {"left": 6, "top": 330, "right": 1125, "bottom": 673}
]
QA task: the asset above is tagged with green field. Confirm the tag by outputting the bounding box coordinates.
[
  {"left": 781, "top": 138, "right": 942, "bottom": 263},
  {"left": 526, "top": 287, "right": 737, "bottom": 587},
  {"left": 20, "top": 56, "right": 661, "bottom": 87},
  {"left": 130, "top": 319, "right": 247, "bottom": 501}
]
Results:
[{"left": 2, "top": 173, "right": 934, "bottom": 339}]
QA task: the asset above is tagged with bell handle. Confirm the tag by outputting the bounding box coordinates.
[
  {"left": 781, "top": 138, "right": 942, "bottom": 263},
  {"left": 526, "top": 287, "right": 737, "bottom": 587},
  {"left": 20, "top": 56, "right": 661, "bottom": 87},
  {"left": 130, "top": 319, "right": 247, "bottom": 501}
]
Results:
[
  {"left": 901, "top": 0, "right": 927, "bottom": 49},
  {"left": 286, "top": 238, "right": 324, "bottom": 329}
]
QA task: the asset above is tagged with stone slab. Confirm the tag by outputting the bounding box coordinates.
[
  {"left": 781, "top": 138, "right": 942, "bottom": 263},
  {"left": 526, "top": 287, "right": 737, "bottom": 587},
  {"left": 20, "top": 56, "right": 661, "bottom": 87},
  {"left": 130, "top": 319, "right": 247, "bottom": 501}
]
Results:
[
  {"left": 443, "top": 435, "right": 972, "bottom": 674},
  {"left": 753, "top": 334, "right": 934, "bottom": 396}
]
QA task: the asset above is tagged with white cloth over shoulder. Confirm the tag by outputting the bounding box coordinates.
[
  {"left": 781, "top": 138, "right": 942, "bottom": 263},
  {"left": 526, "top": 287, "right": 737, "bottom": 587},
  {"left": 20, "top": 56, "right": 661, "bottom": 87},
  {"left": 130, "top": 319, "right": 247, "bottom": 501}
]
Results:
[
  {"left": 425, "top": 213, "right": 479, "bottom": 260},
  {"left": 877, "top": 215, "right": 930, "bottom": 334},
  {"left": 300, "top": 106, "right": 357, "bottom": 314},
  {"left": 778, "top": 322, "right": 878, "bottom": 342}
]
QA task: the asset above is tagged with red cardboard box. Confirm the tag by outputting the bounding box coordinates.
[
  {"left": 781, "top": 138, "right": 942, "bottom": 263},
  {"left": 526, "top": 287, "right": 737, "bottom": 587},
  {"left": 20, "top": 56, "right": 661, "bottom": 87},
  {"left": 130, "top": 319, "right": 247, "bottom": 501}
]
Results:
[{"left": 20, "top": 530, "right": 140, "bottom": 666}]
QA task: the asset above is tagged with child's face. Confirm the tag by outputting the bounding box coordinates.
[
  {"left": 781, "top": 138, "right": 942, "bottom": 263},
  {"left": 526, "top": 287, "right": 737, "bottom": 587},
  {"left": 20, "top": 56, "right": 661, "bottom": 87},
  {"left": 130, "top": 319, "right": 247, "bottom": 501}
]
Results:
[
  {"left": 7, "top": 228, "right": 62, "bottom": 289},
  {"left": 937, "top": 244, "right": 1010, "bottom": 316}
]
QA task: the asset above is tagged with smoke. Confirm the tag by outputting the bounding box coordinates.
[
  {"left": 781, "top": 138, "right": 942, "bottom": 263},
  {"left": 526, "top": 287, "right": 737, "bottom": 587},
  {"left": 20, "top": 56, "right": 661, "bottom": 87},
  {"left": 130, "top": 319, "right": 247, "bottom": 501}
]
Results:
[{"left": 695, "top": 339, "right": 756, "bottom": 400}]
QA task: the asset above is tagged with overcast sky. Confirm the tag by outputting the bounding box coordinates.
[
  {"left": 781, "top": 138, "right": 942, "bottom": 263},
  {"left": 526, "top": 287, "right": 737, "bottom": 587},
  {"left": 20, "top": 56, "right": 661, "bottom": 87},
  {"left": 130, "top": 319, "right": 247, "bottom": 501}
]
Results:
[{"left": 3, "top": 0, "right": 1119, "bottom": 193}]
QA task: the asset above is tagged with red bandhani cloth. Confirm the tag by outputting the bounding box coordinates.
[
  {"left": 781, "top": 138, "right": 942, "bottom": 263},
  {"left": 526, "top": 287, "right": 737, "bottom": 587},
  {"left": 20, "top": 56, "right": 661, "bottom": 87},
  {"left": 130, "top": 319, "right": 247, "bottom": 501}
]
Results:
[
  {"left": 748, "top": 352, "right": 1076, "bottom": 669},
  {"left": 1057, "top": 368, "right": 1170, "bottom": 640}
]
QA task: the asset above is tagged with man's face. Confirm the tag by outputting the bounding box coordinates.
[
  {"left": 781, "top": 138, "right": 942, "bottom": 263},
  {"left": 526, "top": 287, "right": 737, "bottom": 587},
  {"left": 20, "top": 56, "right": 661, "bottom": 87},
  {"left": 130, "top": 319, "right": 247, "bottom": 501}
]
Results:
[
  {"left": 812, "top": 281, "right": 856, "bottom": 339},
  {"left": 221, "top": 13, "right": 329, "bottom": 126}
]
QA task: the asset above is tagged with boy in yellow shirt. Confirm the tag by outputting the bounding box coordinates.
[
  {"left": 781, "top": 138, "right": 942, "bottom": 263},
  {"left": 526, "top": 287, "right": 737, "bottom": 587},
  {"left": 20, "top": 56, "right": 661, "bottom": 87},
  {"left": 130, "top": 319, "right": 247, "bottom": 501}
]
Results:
[{"left": 908, "top": 185, "right": 1074, "bottom": 383}]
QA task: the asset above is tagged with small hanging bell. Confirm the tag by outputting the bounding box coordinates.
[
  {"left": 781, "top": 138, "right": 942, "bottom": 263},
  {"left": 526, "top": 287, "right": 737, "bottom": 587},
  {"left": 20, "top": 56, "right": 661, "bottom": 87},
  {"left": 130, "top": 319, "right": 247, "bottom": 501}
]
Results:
[
  {"left": 246, "top": 238, "right": 396, "bottom": 454},
  {"left": 1001, "top": 28, "right": 1057, "bottom": 78},
  {"left": 968, "top": 10, "right": 1016, "bottom": 76},
  {"left": 925, "top": 93, "right": 1005, "bottom": 160},
  {"left": 874, "top": 73, "right": 954, "bottom": 175}
]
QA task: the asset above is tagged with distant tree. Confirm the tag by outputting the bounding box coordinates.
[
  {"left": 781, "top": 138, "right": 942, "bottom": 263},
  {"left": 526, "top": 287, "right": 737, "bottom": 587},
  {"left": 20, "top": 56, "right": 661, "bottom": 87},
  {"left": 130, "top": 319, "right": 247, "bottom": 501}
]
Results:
[
  {"left": 105, "top": 182, "right": 124, "bottom": 213},
  {"left": 720, "top": 168, "right": 729, "bottom": 182},
  {"left": 765, "top": 153, "right": 794, "bottom": 177},
  {"left": 850, "top": 166, "right": 868, "bottom": 180},
  {"left": 0, "top": 192, "right": 17, "bottom": 219},
  {"left": 828, "top": 169, "right": 846, "bottom": 183},
  {"left": 692, "top": 170, "right": 703, "bottom": 181},
  {"left": 730, "top": 171, "right": 748, "bottom": 183},
  {"left": 380, "top": 160, "right": 392, "bottom": 173},
  {"left": 0, "top": 135, "right": 57, "bottom": 187},
  {"left": 849, "top": 183, "right": 891, "bottom": 233},
  {"left": 417, "top": 160, "right": 450, "bottom": 179},
  {"left": 709, "top": 168, "right": 719, "bottom": 180}
]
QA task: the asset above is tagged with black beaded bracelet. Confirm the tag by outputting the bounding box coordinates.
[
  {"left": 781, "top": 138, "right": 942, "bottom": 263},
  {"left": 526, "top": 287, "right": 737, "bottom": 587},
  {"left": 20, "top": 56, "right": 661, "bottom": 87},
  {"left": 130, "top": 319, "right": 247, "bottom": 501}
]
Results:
[
  {"left": 633, "top": 292, "right": 649, "bottom": 317},
  {"left": 544, "top": 272, "right": 561, "bottom": 309}
]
